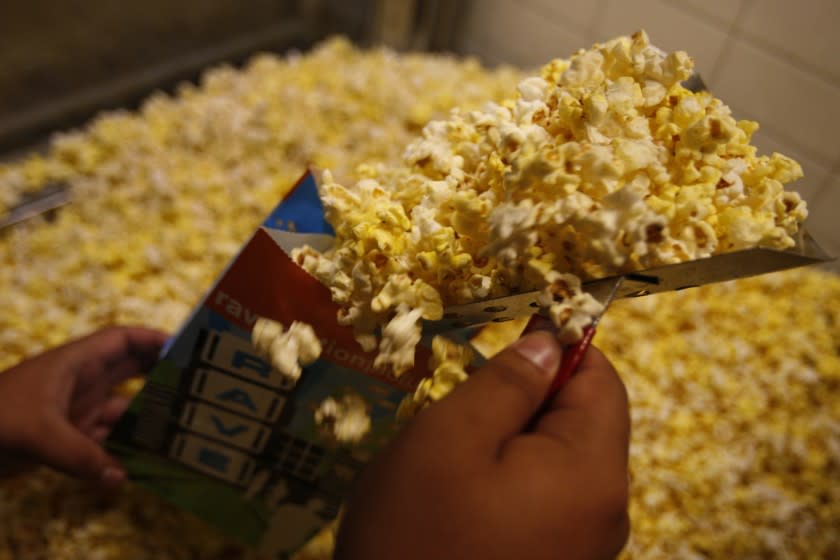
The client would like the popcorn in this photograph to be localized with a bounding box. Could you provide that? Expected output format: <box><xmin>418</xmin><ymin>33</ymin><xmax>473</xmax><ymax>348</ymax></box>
<box><xmin>314</xmin><ymin>393</ymin><xmax>372</xmax><ymax>444</ymax></box>
<box><xmin>0</xmin><ymin>469</ymin><xmax>262</xmax><ymax>560</ymax></box>
<box><xmin>536</xmin><ymin>272</ymin><xmax>605</xmax><ymax>344</ymax></box>
<box><xmin>0</xmin><ymin>37</ymin><xmax>520</xmax><ymax>557</ymax></box>
<box><xmin>397</xmin><ymin>335</ymin><xmax>474</xmax><ymax>419</ymax></box>
<box><xmin>373</xmin><ymin>305</ymin><xmax>425</xmax><ymax>375</ymax></box>
<box><xmin>0</xmin><ymin>33</ymin><xmax>835</xmax><ymax>560</ymax></box>
<box><xmin>603</xmin><ymin>268</ymin><xmax>840</xmax><ymax>559</ymax></box>
<box><xmin>299</xmin><ymin>30</ymin><xmax>807</xmax><ymax>376</ymax></box>
<box><xmin>252</xmin><ymin>317</ymin><xmax>322</xmax><ymax>383</ymax></box>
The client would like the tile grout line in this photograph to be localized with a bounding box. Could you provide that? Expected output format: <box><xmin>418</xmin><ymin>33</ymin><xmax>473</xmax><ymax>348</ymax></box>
<box><xmin>706</xmin><ymin>0</ymin><xmax>752</xmax><ymax>87</ymax></box>
<box><xmin>728</xmin><ymin>27</ymin><xmax>840</xmax><ymax>92</ymax></box>
<box><xmin>667</xmin><ymin>0</ymin><xmax>840</xmax><ymax>90</ymax></box>
<box><xmin>660</xmin><ymin>0</ymin><xmax>739</xmax><ymax>31</ymax></box>
<box><xmin>812</xmin><ymin>159</ymin><xmax>840</xmax><ymax>200</ymax></box>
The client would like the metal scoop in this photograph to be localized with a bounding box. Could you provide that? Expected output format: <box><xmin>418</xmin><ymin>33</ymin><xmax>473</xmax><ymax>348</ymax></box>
<box><xmin>0</xmin><ymin>181</ymin><xmax>70</xmax><ymax>232</ymax></box>
<box><xmin>425</xmin><ymin>227</ymin><xmax>833</xmax><ymax>335</ymax></box>
<box><xmin>424</xmin><ymin>227</ymin><xmax>832</xmax><ymax>403</ymax></box>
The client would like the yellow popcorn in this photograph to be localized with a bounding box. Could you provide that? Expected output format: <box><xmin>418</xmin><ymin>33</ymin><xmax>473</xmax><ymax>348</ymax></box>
<box><xmin>1</xmin><ymin>33</ymin><xmax>836</xmax><ymax>560</ymax></box>
<box><xmin>0</xmin><ymin>469</ymin><xmax>263</xmax><ymax>559</ymax></box>
<box><xmin>252</xmin><ymin>317</ymin><xmax>322</xmax><ymax>383</ymax></box>
<box><xmin>298</xmin><ymin>31</ymin><xmax>807</xmax><ymax>377</ymax></box>
<box><xmin>0</xmin><ymin>37</ymin><xmax>520</xmax><ymax>557</ymax></box>
<box><xmin>604</xmin><ymin>268</ymin><xmax>840</xmax><ymax>559</ymax></box>
<box><xmin>314</xmin><ymin>393</ymin><xmax>372</xmax><ymax>444</ymax></box>
<box><xmin>398</xmin><ymin>335</ymin><xmax>474</xmax><ymax>419</ymax></box>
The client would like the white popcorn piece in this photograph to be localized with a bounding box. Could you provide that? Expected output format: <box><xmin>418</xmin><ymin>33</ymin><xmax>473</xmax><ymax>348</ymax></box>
<box><xmin>314</xmin><ymin>393</ymin><xmax>372</xmax><ymax>444</ymax></box>
<box><xmin>535</xmin><ymin>271</ymin><xmax>605</xmax><ymax>344</ymax></box>
<box><xmin>373</xmin><ymin>305</ymin><xmax>424</xmax><ymax>376</ymax></box>
<box><xmin>251</xmin><ymin>317</ymin><xmax>322</xmax><ymax>384</ymax></box>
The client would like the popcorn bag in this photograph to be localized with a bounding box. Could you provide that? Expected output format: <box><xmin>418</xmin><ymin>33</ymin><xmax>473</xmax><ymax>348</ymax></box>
<box><xmin>107</xmin><ymin>170</ymin><xmax>432</xmax><ymax>557</ymax></box>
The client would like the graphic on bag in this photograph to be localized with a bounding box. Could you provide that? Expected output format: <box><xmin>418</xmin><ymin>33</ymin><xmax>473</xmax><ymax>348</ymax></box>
<box><xmin>107</xmin><ymin>170</ymin><xmax>431</xmax><ymax>557</ymax></box>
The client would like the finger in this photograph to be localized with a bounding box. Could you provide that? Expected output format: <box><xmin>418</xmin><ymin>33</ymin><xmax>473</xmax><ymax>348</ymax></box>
<box><xmin>74</xmin><ymin>406</ymin><xmax>103</xmax><ymax>435</ymax></box>
<box><xmin>90</xmin><ymin>425</ymin><xmax>112</xmax><ymax>443</ymax></box>
<box><xmin>37</xmin><ymin>416</ymin><xmax>126</xmax><ymax>487</ymax></box>
<box><xmin>106</xmin><ymin>328</ymin><xmax>169</xmax><ymax>383</ymax></box>
<box><xmin>533</xmin><ymin>346</ymin><xmax>630</xmax><ymax>463</ymax></box>
<box><xmin>100</xmin><ymin>395</ymin><xmax>131</xmax><ymax>425</ymax></box>
<box><xmin>75</xmin><ymin>395</ymin><xmax>132</xmax><ymax>436</ymax></box>
<box><xmin>101</xmin><ymin>326</ymin><xmax>168</xmax><ymax>369</ymax></box>
<box><xmin>423</xmin><ymin>331</ymin><xmax>562</xmax><ymax>456</ymax></box>
<box><xmin>71</xmin><ymin>326</ymin><xmax>167</xmax><ymax>360</ymax></box>
<box><xmin>76</xmin><ymin>327</ymin><xmax>168</xmax><ymax>386</ymax></box>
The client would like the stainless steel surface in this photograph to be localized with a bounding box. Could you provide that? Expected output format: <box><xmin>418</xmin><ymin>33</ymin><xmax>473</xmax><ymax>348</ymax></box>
<box><xmin>0</xmin><ymin>182</ymin><xmax>70</xmax><ymax>231</ymax></box>
<box><xmin>682</xmin><ymin>73</ymin><xmax>708</xmax><ymax>92</ymax></box>
<box><xmin>425</xmin><ymin>228</ymin><xmax>833</xmax><ymax>334</ymax></box>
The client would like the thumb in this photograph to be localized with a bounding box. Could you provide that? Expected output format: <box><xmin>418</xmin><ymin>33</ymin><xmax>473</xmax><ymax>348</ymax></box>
<box><xmin>428</xmin><ymin>331</ymin><xmax>562</xmax><ymax>457</ymax></box>
<box><xmin>38</xmin><ymin>416</ymin><xmax>126</xmax><ymax>487</ymax></box>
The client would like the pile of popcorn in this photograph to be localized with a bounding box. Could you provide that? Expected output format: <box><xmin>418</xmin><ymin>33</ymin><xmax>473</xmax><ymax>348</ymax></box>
<box><xmin>0</xmin><ymin>37</ymin><xmax>520</xmax><ymax>559</ymax></box>
<box><xmin>606</xmin><ymin>269</ymin><xmax>840</xmax><ymax>558</ymax></box>
<box><xmin>294</xmin><ymin>31</ymin><xmax>807</xmax><ymax>385</ymax></box>
<box><xmin>0</xmin><ymin>37</ymin><xmax>520</xmax><ymax>370</ymax></box>
<box><xmin>0</xmin><ymin>35</ymin><xmax>837</xmax><ymax>560</ymax></box>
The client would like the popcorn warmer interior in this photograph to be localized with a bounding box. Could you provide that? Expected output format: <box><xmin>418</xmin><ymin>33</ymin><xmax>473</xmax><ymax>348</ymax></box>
<box><xmin>0</xmin><ymin>36</ymin><xmax>838</xmax><ymax>560</ymax></box>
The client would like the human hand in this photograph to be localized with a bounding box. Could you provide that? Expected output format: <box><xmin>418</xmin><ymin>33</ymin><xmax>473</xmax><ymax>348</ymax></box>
<box><xmin>336</xmin><ymin>331</ymin><xmax>630</xmax><ymax>560</ymax></box>
<box><xmin>0</xmin><ymin>326</ymin><xmax>167</xmax><ymax>487</ymax></box>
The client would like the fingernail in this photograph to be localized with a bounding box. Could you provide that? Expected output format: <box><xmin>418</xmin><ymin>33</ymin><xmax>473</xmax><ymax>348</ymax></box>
<box><xmin>101</xmin><ymin>467</ymin><xmax>125</xmax><ymax>486</ymax></box>
<box><xmin>512</xmin><ymin>331</ymin><xmax>562</xmax><ymax>376</ymax></box>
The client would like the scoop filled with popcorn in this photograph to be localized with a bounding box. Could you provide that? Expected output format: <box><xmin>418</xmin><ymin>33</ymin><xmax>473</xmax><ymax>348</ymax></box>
<box><xmin>292</xmin><ymin>31</ymin><xmax>812</xmax><ymax>388</ymax></box>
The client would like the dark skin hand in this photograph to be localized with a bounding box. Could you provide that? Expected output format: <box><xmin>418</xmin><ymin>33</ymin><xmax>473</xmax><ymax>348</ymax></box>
<box><xmin>336</xmin><ymin>331</ymin><xmax>631</xmax><ymax>560</ymax></box>
<box><xmin>0</xmin><ymin>326</ymin><xmax>167</xmax><ymax>487</ymax></box>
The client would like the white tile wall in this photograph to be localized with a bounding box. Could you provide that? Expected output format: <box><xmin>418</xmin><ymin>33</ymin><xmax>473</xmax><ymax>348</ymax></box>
<box><xmin>809</xmin><ymin>174</ymin><xmax>840</xmax><ymax>272</ymax></box>
<box><xmin>453</xmin><ymin>0</ymin><xmax>840</xmax><ymax>273</ymax></box>
<box><xmin>738</xmin><ymin>0</ymin><xmax>840</xmax><ymax>83</ymax></box>
<box><xmin>665</xmin><ymin>0</ymin><xmax>743</xmax><ymax>27</ymax></box>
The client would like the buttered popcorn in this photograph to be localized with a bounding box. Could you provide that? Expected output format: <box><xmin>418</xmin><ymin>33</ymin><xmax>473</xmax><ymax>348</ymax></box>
<box><xmin>1</xmin><ymin>34</ymin><xmax>837</xmax><ymax>560</ymax></box>
<box><xmin>0</xmin><ymin>38</ymin><xmax>521</xmax><ymax>558</ymax></box>
<box><xmin>252</xmin><ymin>317</ymin><xmax>322</xmax><ymax>383</ymax></box>
<box><xmin>397</xmin><ymin>335</ymin><xmax>474</xmax><ymax>419</ymax></box>
<box><xmin>296</xmin><ymin>31</ymin><xmax>807</xmax><ymax>375</ymax></box>
<box><xmin>0</xmin><ymin>37</ymin><xmax>520</xmax><ymax>372</ymax></box>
